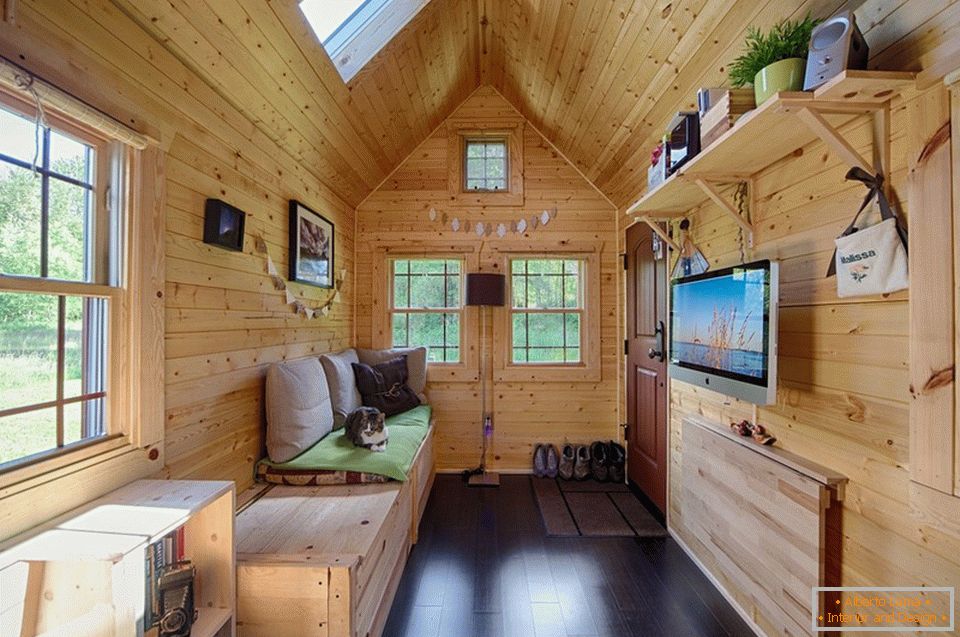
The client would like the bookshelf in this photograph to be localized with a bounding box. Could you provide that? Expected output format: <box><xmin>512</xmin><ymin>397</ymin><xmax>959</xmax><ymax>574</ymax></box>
<box><xmin>0</xmin><ymin>480</ymin><xmax>235</xmax><ymax>637</ymax></box>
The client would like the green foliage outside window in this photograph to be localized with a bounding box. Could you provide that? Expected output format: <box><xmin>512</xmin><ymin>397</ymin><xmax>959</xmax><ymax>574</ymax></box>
<box><xmin>0</xmin><ymin>105</ymin><xmax>99</xmax><ymax>465</ymax></box>
<box><xmin>392</xmin><ymin>259</ymin><xmax>462</xmax><ymax>363</ymax></box>
<box><xmin>511</xmin><ymin>259</ymin><xmax>583</xmax><ymax>364</ymax></box>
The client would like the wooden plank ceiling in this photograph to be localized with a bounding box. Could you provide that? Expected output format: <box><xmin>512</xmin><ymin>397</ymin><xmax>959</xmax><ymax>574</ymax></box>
<box><xmin>113</xmin><ymin>0</ymin><xmax>914</xmax><ymax>209</ymax></box>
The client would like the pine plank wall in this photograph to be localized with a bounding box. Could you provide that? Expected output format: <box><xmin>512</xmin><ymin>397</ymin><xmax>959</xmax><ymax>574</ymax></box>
<box><xmin>3</xmin><ymin>3</ymin><xmax>960</xmax><ymax>632</ymax></box>
<box><xmin>0</xmin><ymin>1</ymin><xmax>356</xmax><ymax>500</ymax></box>
<box><xmin>356</xmin><ymin>87</ymin><xmax>620</xmax><ymax>472</ymax></box>
<box><xmin>611</xmin><ymin>3</ymin><xmax>960</xmax><ymax>632</ymax></box>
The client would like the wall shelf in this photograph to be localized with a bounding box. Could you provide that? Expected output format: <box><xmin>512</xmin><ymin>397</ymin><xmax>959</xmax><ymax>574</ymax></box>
<box><xmin>625</xmin><ymin>70</ymin><xmax>916</xmax><ymax>218</ymax></box>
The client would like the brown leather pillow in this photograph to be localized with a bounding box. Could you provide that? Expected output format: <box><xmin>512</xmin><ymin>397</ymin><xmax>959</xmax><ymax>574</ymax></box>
<box><xmin>351</xmin><ymin>355</ymin><xmax>421</xmax><ymax>417</ymax></box>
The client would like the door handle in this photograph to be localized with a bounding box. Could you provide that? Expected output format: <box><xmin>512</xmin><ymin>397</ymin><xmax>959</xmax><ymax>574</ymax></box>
<box><xmin>648</xmin><ymin>320</ymin><xmax>666</xmax><ymax>362</ymax></box>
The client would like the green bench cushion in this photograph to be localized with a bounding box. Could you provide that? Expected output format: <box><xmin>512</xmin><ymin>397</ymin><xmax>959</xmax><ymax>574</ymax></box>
<box><xmin>256</xmin><ymin>405</ymin><xmax>432</xmax><ymax>483</ymax></box>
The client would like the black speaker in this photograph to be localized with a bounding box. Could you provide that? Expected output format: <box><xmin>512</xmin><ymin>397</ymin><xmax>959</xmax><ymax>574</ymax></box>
<box><xmin>803</xmin><ymin>11</ymin><xmax>869</xmax><ymax>91</ymax></box>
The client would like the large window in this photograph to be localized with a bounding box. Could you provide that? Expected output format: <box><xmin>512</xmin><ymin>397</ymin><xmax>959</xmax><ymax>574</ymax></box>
<box><xmin>464</xmin><ymin>138</ymin><xmax>507</xmax><ymax>192</ymax></box>
<box><xmin>0</xmin><ymin>98</ymin><xmax>113</xmax><ymax>468</ymax></box>
<box><xmin>391</xmin><ymin>258</ymin><xmax>462</xmax><ymax>363</ymax></box>
<box><xmin>510</xmin><ymin>258</ymin><xmax>584</xmax><ymax>364</ymax></box>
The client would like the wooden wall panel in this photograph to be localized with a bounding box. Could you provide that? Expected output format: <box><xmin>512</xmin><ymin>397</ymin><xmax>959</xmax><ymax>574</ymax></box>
<box><xmin>648</xmin><ymin>7</ymin><xmax>960</xmax><ymax>630</ymax></box>
<box><xmin>0</xmin><ymin>1</ymin><xmax>355</xmax><ymax>497</ymax></box>
<box><xmin>356</xmin><ymin>86</ymin><xmax>618</xmax><ymax>472</ymax></box>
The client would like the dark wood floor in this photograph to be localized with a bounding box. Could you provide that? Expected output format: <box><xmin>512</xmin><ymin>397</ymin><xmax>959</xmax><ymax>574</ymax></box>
<box><xmin>383</xmin><ymin>475</ymin><xmax>753</xmax><ymax>637</ymax></box>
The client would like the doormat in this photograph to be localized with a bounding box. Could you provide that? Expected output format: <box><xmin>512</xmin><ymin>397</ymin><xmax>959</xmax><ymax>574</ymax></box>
<box><xmin>530</xmin><ymin>478</ymin><xmax>667</xmax><ymax>538</ymax></box>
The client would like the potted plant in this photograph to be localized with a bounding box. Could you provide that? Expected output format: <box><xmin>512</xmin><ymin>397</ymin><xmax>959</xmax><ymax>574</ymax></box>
<box><xmin>729</xmin><ymin>14</ymin><xmax>820</xmax><ymax>105</ymax></box>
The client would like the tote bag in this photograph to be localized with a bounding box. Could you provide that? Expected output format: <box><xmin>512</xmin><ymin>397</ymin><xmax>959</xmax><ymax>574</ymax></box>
<box><xmin>827</xmin><ymin>168</ymin><xmax>909</xmax><ymax>298</ymax></box>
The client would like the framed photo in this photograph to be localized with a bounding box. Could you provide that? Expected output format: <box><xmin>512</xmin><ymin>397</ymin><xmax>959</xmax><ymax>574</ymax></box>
<box><xmin>203</xmin><ymin>199</ymin><xmax>245</xmax><ymax>252</ymax></box>
<box><xmin>289</xmin><ymin>200</ymin><xmax>334</xmax><ymax>288</ymax></box>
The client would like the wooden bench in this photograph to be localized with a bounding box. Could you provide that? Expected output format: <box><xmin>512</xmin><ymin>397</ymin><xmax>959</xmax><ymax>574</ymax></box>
<box><xmin>235</xmin><ymin>425</ymin><xmax>434</xmax><ymax>637</ymax></box>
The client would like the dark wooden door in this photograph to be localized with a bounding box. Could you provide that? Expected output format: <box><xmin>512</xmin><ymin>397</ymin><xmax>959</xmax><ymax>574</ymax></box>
<box><xmin>625</xmin><ymin>222</ymin><xmax>668</xmax><ymax>513</ymax></box>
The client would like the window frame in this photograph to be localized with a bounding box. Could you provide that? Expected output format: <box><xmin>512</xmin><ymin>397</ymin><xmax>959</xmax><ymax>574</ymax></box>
<box><xmin>463</xmin><ymin>137</ymin><xmax>508</xmax><ymax>193</ymax></box>
<box><xmin>372</xmin><ymin>245</ymin><xmax>479</xmax><ymax>383</ymax></box>
<box><xmin>447</xmin><ymin>121</ymin><xmax>524</xmax><ymax>207</ymax></box>
<box><xmin>389</xmin><ymin>257</ymin><xmax>464</xmax><ymax>364</ymax></box>
<box><xmin>0</xmin><ymin>81</ymin><xmax>164</xmax><ymax>495</ymax></box>
<box><xmin>494</xmin><ymin>248</ymin><xmax>601</xmax><ymax>382</ymax></box>
<box><xmin>509</xmin><ymin>258</ymin><xmax>585</xmax><ymax>365</ymax></box>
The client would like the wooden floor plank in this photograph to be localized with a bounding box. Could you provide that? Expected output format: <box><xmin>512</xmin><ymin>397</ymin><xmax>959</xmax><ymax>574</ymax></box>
<box><xmin>383</xmin><ymin>475</ymin><xmax>752</xmax><ymax>636</ymax></box>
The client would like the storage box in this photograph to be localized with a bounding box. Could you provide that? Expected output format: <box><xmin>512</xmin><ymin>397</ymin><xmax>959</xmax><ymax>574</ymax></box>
<box><xmin>647</xmin><ymin>150</ymin><xmax>669</xmax><ymax>191</ymax></box>
<box><xmin>700</xmin><ymin>89</ymin><xmax>755</xmax><ymax>149</ymax></box>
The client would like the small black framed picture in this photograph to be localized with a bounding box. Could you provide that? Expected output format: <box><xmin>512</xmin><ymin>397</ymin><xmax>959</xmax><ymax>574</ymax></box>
<box><xmin>289</xmin><ymin>200</ymin><xmax>334</xmax><ymax>288</ymax></box>
<box><xmin>203</xmin><ymin>199</ymin><xmax>246</xmax><ymax>252</ymax></box>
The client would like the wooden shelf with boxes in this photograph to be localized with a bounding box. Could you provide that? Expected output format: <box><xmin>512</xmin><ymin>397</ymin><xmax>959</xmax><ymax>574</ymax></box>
<box><xmin>0</xmin><ymin>480</ymin><xmax>235</xmax><ymax>637</ymax></box>
<box><xmin>624</xmin><ymin>70</ymin><xmax>916</xmax><ymax>237</ymax></box>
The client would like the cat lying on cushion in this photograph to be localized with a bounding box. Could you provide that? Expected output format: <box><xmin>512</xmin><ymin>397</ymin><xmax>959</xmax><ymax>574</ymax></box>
<box><xmin>344</xmin><ymin>406</ymin><xmax>388</xmax><ymax>452</ymax></box>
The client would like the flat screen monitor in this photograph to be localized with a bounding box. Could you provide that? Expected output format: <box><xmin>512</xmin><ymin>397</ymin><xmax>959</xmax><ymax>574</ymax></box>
<box><xmin>669</xmin><ymin>260</ymin><xmax>778</xmax><ymax>405</ymax></box>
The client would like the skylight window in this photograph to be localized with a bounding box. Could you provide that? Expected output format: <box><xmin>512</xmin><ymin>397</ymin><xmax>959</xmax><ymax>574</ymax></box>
<box><xmin>300</xmin><ymin>0</ymin><xmax>430</xmax><ymax>83</ymax></box>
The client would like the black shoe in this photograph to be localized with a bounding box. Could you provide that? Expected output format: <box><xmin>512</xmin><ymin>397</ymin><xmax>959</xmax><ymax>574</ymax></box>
<box><xmin>608</xmin><ymin>441</ymin><xmax>626</xmax><ymax>483</ymax></box>
<box><xmin>573</xmin><ymin>445</ymin><xmax>591</xmax><ymax>480</ymax></box>
<box><xmin>559</xmin><ymin>444</ymin><xmax>576</xmax><ymax>480</ymax></box>
<box><xmin>590</xmin><ymin>441</ymin><xmax>609</xmax><ymax>481</ymax></box>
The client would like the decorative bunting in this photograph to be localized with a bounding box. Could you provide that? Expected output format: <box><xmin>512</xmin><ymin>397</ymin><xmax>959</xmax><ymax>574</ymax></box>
<box><xmin>253</xmin><ymin>234</ymin><xmax>346</xmax><ymax>321</ymax></box>
<box><xmin>423</xmin><ymin>206</ymin><xmax>558</xmax><ymax>239</ymax></box>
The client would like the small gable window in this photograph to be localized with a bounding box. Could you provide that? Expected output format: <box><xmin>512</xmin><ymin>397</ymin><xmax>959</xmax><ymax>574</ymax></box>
<box><xmin>464</xmin><ymin>138</ymin><xmax>508</xmax><ymax>192</ymax></box>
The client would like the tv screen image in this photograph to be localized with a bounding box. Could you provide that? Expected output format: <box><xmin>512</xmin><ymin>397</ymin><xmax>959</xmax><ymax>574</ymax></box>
<box><xmin>669</xmin><ymin>260</ymin><xmax>778</xmax><ymax>405</ymax></box>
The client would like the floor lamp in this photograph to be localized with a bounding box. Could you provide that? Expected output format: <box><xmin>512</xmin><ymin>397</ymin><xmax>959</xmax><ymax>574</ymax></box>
<box><xmin>465</xmin><ymin>272</ymin><xmax>505</xmax><ymax>487</ymax></box>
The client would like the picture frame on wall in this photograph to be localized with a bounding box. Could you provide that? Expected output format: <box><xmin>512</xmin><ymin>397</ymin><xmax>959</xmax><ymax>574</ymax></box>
<box><xmin>289</xmin><ymin>200</ymin><xmax>334</xmax><ymax>288</ymax></box>
<box><xmin>203</xmin><ymin>199</ymin><xmax>246</xmax><ymax>252</ymax></box>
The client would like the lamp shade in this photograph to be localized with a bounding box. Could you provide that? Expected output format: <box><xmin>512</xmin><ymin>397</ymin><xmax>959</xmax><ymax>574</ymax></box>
<box><xmin>465</xmin><ymin>273</ymin><xmax>505</xmax><ymax>307</ymax></box>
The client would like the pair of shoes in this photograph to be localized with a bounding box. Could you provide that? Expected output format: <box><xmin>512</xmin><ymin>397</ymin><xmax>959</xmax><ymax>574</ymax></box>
<box><xmin>608</xmin><ymin>441</ymin><xmax>626</xmax><ymax>483</ymax></box>
<box><xmin>533</xmin><ymin>444</ymin><xmax>559</xmax><ymax>478</ymax></box>
<box><xmin>558</xmin><ymin>444</ymin><xmax>596</xmax><ymax>480</ymax></box>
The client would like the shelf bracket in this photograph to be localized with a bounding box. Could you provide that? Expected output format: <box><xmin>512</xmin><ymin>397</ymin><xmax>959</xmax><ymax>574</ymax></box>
<box><xmin>795</xmin><ymin>107</ymin><xmax>873</xmax><ymax>174</ymax></box>
<box><xmin>694</xmin><ymin>178</ymin><xmax>754</xmax><ymax>237</ymax></box>
<box><xmin>636</xmin><ymin>215</ymin><xmax>681</xmax><ymax>252</ymax></box>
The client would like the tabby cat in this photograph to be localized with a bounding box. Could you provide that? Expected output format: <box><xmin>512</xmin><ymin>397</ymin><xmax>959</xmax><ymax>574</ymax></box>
<box><xmin>344</xmin><ymin>407</ymin><xmax>388</xmax><ymax>452</ymax></box>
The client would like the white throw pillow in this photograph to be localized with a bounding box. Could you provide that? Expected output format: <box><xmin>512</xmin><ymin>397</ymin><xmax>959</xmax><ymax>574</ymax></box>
<box><xmin>265</xmin><ymin>358</ymin><xmax>333</xmax><ymax>463</ymax></box>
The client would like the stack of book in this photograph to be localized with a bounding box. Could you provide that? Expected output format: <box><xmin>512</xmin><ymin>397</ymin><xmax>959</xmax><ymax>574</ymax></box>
<box><xmin>144</xmin><ymin>526</ymin><xmax>186</xmax><ymax>635</ymax></box>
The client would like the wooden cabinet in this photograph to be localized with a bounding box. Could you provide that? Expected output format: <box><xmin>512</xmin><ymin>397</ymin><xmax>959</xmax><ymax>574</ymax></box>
<box><xmin>0</xmin><ymin>480</ymin><xmax>235</xmax><ymax>637</ymax></box>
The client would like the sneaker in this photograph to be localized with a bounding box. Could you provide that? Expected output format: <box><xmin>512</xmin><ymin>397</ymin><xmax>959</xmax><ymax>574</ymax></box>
<box><xmin>533</xmin><ymin>443</ymin><xmax>547</xmax><ymax>478</ymax></box>
<box><xmin>608</xmin><ymin>441</ymin><xmax>626</xmax><ymax>483</ymax></box>
<box><xmin>590</xmin><ymin>441</ymin><xmax>609</xmax><ymax>482</ymax></box>
<box><xmin>573</xmin><ymin>445</ymin><xmax>591</xmax><ymax>481</ymax></box>
<box><xmin>558</xmin><ymin>444</ymin><xmax>576</xmax><ymax>480</ymax></box>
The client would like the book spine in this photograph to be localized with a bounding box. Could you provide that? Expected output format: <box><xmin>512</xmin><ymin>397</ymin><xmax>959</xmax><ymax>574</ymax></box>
<box><xmin>176</xmin><ymin>526</ymin><xmax>185</xmax><ymax>561</ymax></box>
<box><xmin>144</xmin><ymin>543</ymin><xmax>156</xmax><ymax>628</ymax></box>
